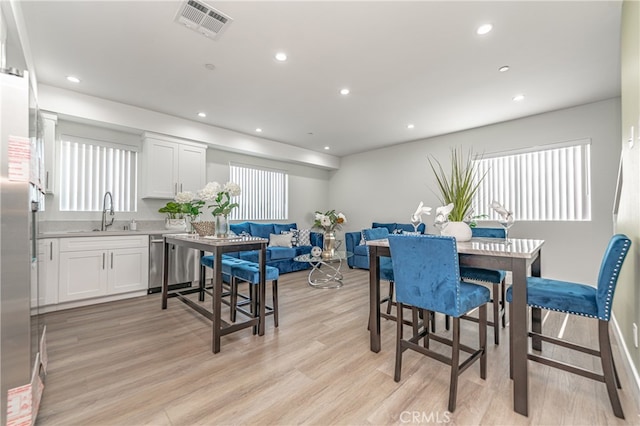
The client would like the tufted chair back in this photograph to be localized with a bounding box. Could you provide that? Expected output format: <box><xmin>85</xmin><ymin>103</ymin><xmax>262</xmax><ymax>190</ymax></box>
<box><xmin>596</xmin><ymin>234</ymin><xmax>632</xmax><ymax>321</ymax></box>
<box><xmin>388</xmin><ymin>234</ymin><xmax>465</xmax><ymax>317</ymax></box>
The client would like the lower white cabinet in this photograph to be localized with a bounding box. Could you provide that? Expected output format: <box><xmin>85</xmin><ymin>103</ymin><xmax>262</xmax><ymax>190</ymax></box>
<box><xmin>33</xmin><ymin>239</ymin><xmax>59</xmax><ymax>308</ymax></box>
<box><xmin>58</xmin><ymin>236</ymin><xmax>148</xmax><ymax>303</ymax></box>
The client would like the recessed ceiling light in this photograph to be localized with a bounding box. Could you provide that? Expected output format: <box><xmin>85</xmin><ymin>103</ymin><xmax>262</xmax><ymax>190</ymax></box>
<box><xmin>324</xmin><ymin>146</ymin><xmax>330</xmax><ymax>150</ymax></box>
<box><xmin>498</xmin><ymin>65</ymin><xmax>510</xmax><ymax>72</ymax></box>
<box><xmin>204</xmin><ymin>63</ymin><xmax>215</xmax><ymax>71</ymax></box>
<box><xmin>256</xmin><ymin>128</ymin><xmax>263</xmax><ymax>133</ymax></box>
<box><xmin>66</xmin><ymin>76</ymin><xmax>80</xmax><ymax>83</ymax></box>
<box><xmin>476</xmin><ymin>24</ymin><xmax>493</xmax><ymax>35</ymax></box>
<box><xmin>340</xmin><ymin>88</ymin><xmax>350</xmax><ymax>95</ymax></box>
<box><xmin>275</xmin><ymin>52</ymin><xmax>287</xmax><ymax>62</ymax></box>
<box><xmin>197</xmin><ymin>112</ymin><xmax>206</xmax><ymax>118</ymax></box>
<box><xmin>407</xmin><ymin>124</ymin><xmax>415</xmax><ymax>129</ymax></box>
<box><xmin>513</xmin><ymin>94</ymin><xmax>525</xmax><ymax>101</ymax></box>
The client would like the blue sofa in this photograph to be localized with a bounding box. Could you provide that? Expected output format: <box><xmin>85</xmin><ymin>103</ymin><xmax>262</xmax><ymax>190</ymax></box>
<box><xmin>225</xmin><ymin>222</ymin><xmax>323</xmax><ymax>274</ymax></box>
<box><xmin>345</xmin><ymin>222</ymin><xmax>426</xmax><ymax>269</ymax></box>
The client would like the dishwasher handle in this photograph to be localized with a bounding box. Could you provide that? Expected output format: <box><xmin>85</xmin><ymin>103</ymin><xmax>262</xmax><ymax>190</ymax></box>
<box><xmin>150</xmin><ymin>239</ymin><xmax>164</xmax><ymax>244</ymax></box>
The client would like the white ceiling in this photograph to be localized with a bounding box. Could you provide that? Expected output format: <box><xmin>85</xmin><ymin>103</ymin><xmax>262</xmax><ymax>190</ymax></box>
<box><xmin>19</xmin><ymin>0</ymin><xmax>622</xmax><ymax>157</ymax></box>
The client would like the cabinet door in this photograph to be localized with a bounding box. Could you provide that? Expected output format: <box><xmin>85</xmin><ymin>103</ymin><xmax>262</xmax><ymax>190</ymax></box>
<box><xmin>42</xmin><ymin>113</ymin><xmax>57</xmax><ymax>194</ymax></box>
<box><xmin>59</xmin><ymin>250</ymin><xmax>108</xmax><ymax>302</ymax></box>
<box><xmin>178</xmin><ymin>144</ymin><xmax>206</xmax><ymax>193</ymax></box>
<box><xmin>144</xmin><ymin>139</ymin><xmax>179</xmax><ymax>198</ymax></box>
<box><xmin>108</xmin><ymin>247</ymin><xmax>149</xmax><ymax>294</ymax></box>
<box><xmin>36</xmin><ymin>239</ymin><xmax>59</xmax><ymax>307</ymax></box>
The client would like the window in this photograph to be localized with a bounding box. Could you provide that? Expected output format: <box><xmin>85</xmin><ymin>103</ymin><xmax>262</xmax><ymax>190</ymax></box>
<box><xmin>59</xmin><ymin>136</ymin><xmax>138</xmax><ymax>212</ymax></box>
<box><xmin>472</xmin><ymin>141</ymin><xmax>591</xmax><ymax>221</ymax></box>
<box><xmin>229</xmin><ymin>164</ymin><xmax>288</xmax><ymax>220</ymax></box>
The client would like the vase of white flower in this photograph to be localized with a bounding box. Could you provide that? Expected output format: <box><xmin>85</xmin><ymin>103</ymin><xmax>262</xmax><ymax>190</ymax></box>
<box><xmin>322</xmin><ymin>231</ymin><xmax>337</xmax><ymax>260</ymax></box>
<box><xmin>313</xmin><ymin>209</ymin><xmax>347</xmax><ymax>259</ymax></box>
<box><xmin>215</xmin><ymin>214</ymin><xmax>229</xmax><ymax>238</ymax></box>
<box><xmin>198</xmin><ymin>181</ymin><xmax>241</xmax><ymax>238</ymax></box>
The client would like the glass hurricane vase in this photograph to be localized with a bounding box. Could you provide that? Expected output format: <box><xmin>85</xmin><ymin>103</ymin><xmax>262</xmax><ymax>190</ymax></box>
<box><xmin>322</xmin><ymin>231</ymin><xmax>336</xmax><ymax>260</ymax></box>
<box><xmin>215</xmin><ymin>214</ymin><xmax>229</xmax><ymax>238</ymax></box>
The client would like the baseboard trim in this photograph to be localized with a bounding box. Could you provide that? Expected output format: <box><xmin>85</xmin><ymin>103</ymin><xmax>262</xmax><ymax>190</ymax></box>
<box><xmin>611</xmin><ymin>313</ymin><xmax>640</xmax><ymax>407</ymax></box>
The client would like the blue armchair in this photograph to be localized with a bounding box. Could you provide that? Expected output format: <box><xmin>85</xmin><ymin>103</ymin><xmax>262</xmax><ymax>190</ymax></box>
<box><xmin>345</xmin><ymin>222</ymin><xmax>426</xmax><ymax>269</ymax></box>
<box><xmin>506</xmin><ymin>234</ymin><xmax>631</xmax><ymax>419</ymax></box>
<box><xmin>388</xmin><ymin>234</ymin><xmax>490</xmax><ymax>412</ymax></box>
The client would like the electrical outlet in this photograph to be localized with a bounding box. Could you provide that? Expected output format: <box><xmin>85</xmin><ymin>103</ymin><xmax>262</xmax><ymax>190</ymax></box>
<box><xmin>634</xmin><ymin>323</ymin><xmax>638</xmax><ymax>349</ymax></box>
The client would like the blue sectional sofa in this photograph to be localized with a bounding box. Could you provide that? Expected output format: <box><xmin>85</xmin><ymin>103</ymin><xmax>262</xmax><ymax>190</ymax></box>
<box><xmin>225</xmin><ymin>222</ymin><xmax>323</xmax><ymax>274</ymax></box>
<box><xmin>345</xmin><ymin>222</ymin><xmax>426</xmax><ymax>269</ymax></box>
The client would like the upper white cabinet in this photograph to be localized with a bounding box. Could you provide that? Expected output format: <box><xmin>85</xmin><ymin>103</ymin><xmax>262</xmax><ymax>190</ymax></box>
<box><xmin>141</xmin><ymin>132</ymin><xmax>207</xmax><ymax>199</ymax></box>
<box><xmin>41</xmin><ymin>112</ymin><xmax>57</xmax><ymax>194</ymax></box>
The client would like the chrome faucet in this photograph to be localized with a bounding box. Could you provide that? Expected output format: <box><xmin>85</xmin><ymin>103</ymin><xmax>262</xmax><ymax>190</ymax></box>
<box><xmin>101</xmin><ymin>191</ymin><xmax>115</xmax><ymax>231</ymax></box>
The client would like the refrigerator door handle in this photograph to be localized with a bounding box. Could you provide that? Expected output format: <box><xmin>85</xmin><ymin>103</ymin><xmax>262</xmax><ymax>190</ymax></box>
<box><xmin>102</xmin><ymin>253</ymin><xmax>106</xmax><ymax>269</ymax></box>
<box><xmin>49</xmin><ymin>242</ymin><xmax>53</xmax><ymax>260</ymax></box>
<box><xmin>111</xmin><ymin>252</ymin><xmax>114</xmax><ymax>269</ymax></box>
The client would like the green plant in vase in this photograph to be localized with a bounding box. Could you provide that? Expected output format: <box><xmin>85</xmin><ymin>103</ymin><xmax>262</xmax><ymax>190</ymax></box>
<box><xmin>428</xmin><ymin>147</ymin><xmax>485</xmax><ymax>240</ymax></box>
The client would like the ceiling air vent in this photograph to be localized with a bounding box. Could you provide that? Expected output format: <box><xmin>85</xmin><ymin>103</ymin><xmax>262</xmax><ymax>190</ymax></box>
<box><xmin>174</xmin><ymin>0</ymin><xmax>233</xmax><ymax>40</ymax></box>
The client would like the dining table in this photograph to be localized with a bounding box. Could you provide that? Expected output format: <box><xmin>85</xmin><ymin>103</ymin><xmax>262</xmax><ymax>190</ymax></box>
<box><xmin>367</xmin><ymin>236</ymin><xmax>544</xmax><ymax>417</ymax></box>
<box><xmin>161</xmin><ymin>233</ymin><xmax>268</xmax><ymax>353</ymax></box>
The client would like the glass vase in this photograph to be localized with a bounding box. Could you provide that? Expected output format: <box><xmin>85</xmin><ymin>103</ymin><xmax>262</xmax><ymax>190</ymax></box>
<box><xmin>322</xmin><ymin>231</ymin><xmax>336</xmax><ymax>260</ymax></box>
<box><xmin>215</xmin><ymin>214</ymin><xmax>229</xmax><ymax>238</ymax></box>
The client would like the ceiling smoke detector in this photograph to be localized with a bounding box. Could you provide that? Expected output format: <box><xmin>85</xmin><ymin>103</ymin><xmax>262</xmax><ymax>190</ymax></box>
<box><xmin>175</xmin><ymin>0</ymin><xmax>233</xmax><ymax>40</ymax></box>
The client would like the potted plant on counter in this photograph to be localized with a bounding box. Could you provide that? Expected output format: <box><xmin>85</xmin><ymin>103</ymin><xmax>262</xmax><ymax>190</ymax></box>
<box><xmin>428</xmin><ymin>147</ymin><xmax>485</xmax><ymax>241</ymax></box>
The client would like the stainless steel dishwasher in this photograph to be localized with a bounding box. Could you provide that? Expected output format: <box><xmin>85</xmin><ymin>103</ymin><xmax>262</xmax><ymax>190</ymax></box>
<box><xmin>148</xmin><ymin>234</ymin><xmax>196</xmax><ymax>294</ymax></box>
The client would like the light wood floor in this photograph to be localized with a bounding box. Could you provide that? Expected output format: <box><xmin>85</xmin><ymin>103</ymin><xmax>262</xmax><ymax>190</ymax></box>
<box><xmin>36</xmin><ymin>267</ymin><xmax>640</xmax><ymax>425</ymax></box>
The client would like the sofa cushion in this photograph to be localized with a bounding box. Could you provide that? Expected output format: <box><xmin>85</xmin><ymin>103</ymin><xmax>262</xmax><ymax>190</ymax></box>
<box><xmin>269</xmin><ymin>233</ymin><xmax>293</xmax><ymax>248</ymax></box>
<box><xmin>363</xmin><ymin>227</ymin><xmax>390</xmax><ymax>241</ymax></box>
<box><xmin>274</xmin><ymin>223</ymin><xmax>297</xmax><ymax>234</ymax></box>
<box><xmin>230</xmin><ymin>222</ymin><xmax>251</xmax><ymax>236</ymax></box>
<box><xmin>371</xmin><ymin>222</ymin><xmax>396</xmax><ymax>233</ymax></box>
<box><xmin>297</xmin><ymin>228</ymin><xmax>312</xmax><ymax>246</ymax></box>
<box><xmin>354</xmin><ymin>245</ymin><xmax>369</xmax><ymax>256</ymax></box>
<box><xmin>239</xmin><ymin>250</ymin><xmax>261</xmax><ymax>263</ymax></box>
<box><xmin>250</xmin><ymin>223</ymin><xmax>275</xmax><ymax>239</ymax></box>
<box><xmin>269</xmin><ymin>247</ymin><xmax>297</xmax><ymax>260</ymax></box>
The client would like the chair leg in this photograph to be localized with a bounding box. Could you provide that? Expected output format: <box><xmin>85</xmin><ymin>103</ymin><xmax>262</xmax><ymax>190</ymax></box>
<box><xmin>479</xmin><ymin>304</ymin><xmax>487</xmax><ymax>379</ymax></box>
<box><xmin>230</xmin><ymin>277</ymin><xmax>238</xmax><ymax>322</ymax></box>
<box><xmin>445</xmin><ymin>315</ymin><xmax>450</xmax><ymax>331</ymax></box>
<box><xmin>411</xmin><ymin>306</ymin><xmax>419</xmax><ymax>338</ymax></box>
<box><xmin>394</xmin><ymin>302</ymin><xmax>404</xmax><ymax>382</ymax></box>
<box><xmin>531</xmin><ymin>307</ymin><xmax>542</xmax><ymax>351</ymax></box>
<box><xmin>423</xmin><ymin>309</ymin><xmax>430</xmax><ymax>349</ymax></box>
<box><xmin>509</xmin><ymin>300</ymin><xmax>514</xmax><ymax>380</ymax></box>
<box><xmin>500</xmin><ymin>279</ymin><xmax>507</xmax><ymax>328</ymax></box>
<box><xmin>492</xmin><ymin>284</ymin><xmax>500</xmax><ymax>345</ymax></box>
<box><xmin>599</xmin><ymin>320</ymin><xmax>625</xmax><ymax>419</ymax></box>
<box><xmin>448</xmin><ymin>317</ymin><xmax>461</xmax><ymax>413</ymax></box>
<box><xmin>272</xmin><ymin>279</ymin><xmax>279</xmax><ymax>328</ymax></box>
<box><xmin>431</xmin><ymin>312</ymin><xmax>437</xmax><ymax>332</ymax></box>
<box><xmin>386</xmin><ymin>281</ymin><xmax>394</xmax><ymax>315</ymax></box>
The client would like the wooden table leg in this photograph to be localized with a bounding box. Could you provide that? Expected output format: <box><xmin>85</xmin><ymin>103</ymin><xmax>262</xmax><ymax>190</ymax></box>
<box><xmin>512</xmin><ymin>258</ymin><xmax>529</xmax><ymax>416</ymax></box>
<box><xmin>259</xmin><ymin>244</ymin><xmax>266</xmax><ymax>336</ymax></box>
<box><xmin>161</xmin><ymin>238</ymin><xmax>169</xmax><ymax>309</ymax></box>
<box><xmin>212</xmin><ymin>248</ymin><xmax>222</xmax><ymax>353</ymax></box>
<box><xmin>369</xmin><ymin>245</ymin><xmax>381</xmax><ymax>353</ymax></box>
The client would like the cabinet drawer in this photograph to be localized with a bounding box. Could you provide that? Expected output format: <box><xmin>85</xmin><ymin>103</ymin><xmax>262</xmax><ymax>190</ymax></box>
<box><xmin>59</xmin><ymin>235</ymin><xmax>148</xmax><ymax>252</ymax></box>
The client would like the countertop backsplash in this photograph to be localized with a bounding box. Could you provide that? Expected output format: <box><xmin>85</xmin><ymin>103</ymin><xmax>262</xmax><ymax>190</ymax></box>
<box><xmin>39</xmin><ymin>220</ymin><xmax>167</xmax><ymax>234</ymax></box>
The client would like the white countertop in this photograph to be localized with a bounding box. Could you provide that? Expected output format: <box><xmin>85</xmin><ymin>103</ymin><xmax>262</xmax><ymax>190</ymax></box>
<box><xmin>38</xmin><ymin>229</ymin><xmax>186</xmax><ymax>239</ymax></box>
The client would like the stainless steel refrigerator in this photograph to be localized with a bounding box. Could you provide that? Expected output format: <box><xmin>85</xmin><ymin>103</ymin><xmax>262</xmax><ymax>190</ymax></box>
<box><xmin>0</xmin><ymin>67</ymin><xmax>43</xmax><ymax>425</ymax></box>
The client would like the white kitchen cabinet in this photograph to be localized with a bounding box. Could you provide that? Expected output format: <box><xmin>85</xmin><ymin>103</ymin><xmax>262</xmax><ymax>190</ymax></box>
<box><xmin>58</xmin><ymin>236</ymin><xmax>148</xmax><ymax>302</ymax></box>
<box><xmin>41</xmin><ymin>112</ymin><xmax>57</xmax><ymax>194</ymax></box>
<box><xmin>32</xmin><ymin>239</ymin><xmax>59</xmax><ymax>308</ymax></box>
<box><xmin>141</xmin><ymin>132</ymin><xmax>206</xmax><ymax>198</ymax></box>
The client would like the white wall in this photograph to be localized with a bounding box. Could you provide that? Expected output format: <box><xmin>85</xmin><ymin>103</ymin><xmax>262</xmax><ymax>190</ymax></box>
<box><xmin>331</xmin><ymin>98</ymin><xmax>621</xmax><ymax>284</ymax></box>
<box><xmin>41</xmin><ymin>118</ymin><xmax>331</xmax><ymax>229</ymax></box>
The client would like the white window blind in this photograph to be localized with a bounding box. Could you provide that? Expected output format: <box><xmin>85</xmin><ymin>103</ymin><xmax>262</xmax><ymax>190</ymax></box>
<box><xmin>229</xmin><ymin>164</ymin><xmax>288</xmax><ymax>221</ymax></box>
<box><xmin>472</xmin><ymin>141</ymin><xmax>591</xmax><ymax>221</ymax></box>
<box><xmin>59</xmin><ymin>138</ymin><xmax>138</xmax><ymax>212</ymax></box>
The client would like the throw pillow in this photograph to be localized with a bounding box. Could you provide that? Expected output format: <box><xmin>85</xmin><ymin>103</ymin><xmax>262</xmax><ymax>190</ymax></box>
<box><xmin>402</xmin><ymin>231</ymin><xmax>421</xmax><ymax>236</ymax></box>
<box><xmin>238</xmin><ymin>231</ymin><xmax>251</xmax><ymax>237</ymax></box>
<box><xmin>360</xmin><ymin>230</ymin><xmax>366</xmax><ymax>245</ymax></box>
<box><xmin>268</xmin><ymin>233</ymin><xmax>293</xmax><ymax>248</ymax></box>
<box><xmin>282</xmin><ymin>229</ymin><xmax>299</xmax><ymax>247</ymax></box>
<box><xmin>297</xmin><ymin>228</ymin><xmax>311</xmax><ymax>246</ymax></box>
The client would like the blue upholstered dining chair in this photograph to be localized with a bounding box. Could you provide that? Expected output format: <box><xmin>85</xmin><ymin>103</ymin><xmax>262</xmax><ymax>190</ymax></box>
<box><xmin>388</xmin><ymin>234</ymin><xmax>491</xmax><ymax>412</ymax></box>
<box><xmin>459</xmin><ymin>227</ymin><xmax>507</xmax><ymax>344</ymax></box>
<box><xmin>506</xmin><ymin>234</ymin><xmax>631</xmax><ymax>419</ymax></box>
